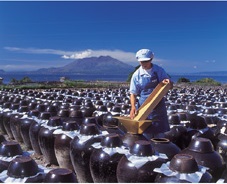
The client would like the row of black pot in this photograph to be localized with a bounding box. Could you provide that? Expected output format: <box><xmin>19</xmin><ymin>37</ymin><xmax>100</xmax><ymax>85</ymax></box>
<box><xmin>0</xmin><ymin>86</ymin><xmax>226</xmax><ymax>183</ymax></box>
<box><xmin>0</xmin><ymin>139</ymin><xmax>78</xmax><ymax>183</ymax></box>
<box><xmin>1</xmin><ymin>113</ymin><xmax>227</xmax><ymax>183</ymax></box>
<box><xmin>1</xmin><ymin>123</ymin><xmax>226</xmax><ymax>183</ymax></box>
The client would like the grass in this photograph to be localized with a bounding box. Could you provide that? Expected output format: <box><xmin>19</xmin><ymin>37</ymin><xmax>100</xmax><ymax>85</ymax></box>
<box><xmin>0</xmin><ymin>80</ymin><xmax>130</xmax><ymax>90</ymax></box>
<box><xmin>0</xmin><ymin>77</ymin><xmax>224</xmax><ymax>90</ymax></box>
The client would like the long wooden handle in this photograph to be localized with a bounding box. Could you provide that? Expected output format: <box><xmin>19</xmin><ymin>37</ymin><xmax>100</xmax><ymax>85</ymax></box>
<box><xmin>133</xmin><ymin>80</ymin><xmax>171</xmax><ymax>121</ymax></box>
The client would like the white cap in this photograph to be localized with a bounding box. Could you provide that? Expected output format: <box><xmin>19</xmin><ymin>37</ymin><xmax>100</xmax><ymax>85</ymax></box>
<box><xmin>136</xmin><ymin>49</ymin><xmax>154</xmax><ymax>62</ymax></box>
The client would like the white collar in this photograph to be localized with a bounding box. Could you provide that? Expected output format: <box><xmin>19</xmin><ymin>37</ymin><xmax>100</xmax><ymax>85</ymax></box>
<box><xmin>139</xmin><ymin>66</ymin><xmax>153</xmax><ymax>76</ymax></box>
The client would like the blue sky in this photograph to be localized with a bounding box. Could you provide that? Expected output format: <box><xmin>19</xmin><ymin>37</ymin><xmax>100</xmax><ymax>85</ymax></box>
<box><xmin>0</xmin><ymin>1</ymin><xmax>227</xmax><ymax>73</ymax></box>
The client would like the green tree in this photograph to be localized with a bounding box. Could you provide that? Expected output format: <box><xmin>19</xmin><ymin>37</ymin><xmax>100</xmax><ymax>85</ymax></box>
<box><xmin>127</xmin><ymin>65</ymin><xmax>140</xmax><ymax>82</ymax></box>
<box><xmin>195</xmin><ymin>78</ymin><xmax>221</xmax><ymax>86</ymax></box>
<box><xmin>20</xmin><ymin>76</ymin><xmax>32</xmax><ymax>83</ymax></box>
<box><xmin>10</xmin><ymin>78</ymin><xmax>18</xmax><ymax>84</ymax></box>
<box><xmin>177</xmin><ymin>77</ymin><xmax>190</xmax><ymax>83</ymax></box>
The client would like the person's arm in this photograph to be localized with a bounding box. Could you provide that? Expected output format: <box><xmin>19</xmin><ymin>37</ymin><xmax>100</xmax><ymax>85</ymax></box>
<box><xmin>130</xmin><ymin>93</ymin><xmax>137</xmax><ymax>119</ymax></box>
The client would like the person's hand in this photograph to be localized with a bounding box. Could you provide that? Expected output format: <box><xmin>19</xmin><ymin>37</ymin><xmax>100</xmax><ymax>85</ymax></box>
<box><xmin>130</xmin><ymin>107</ymin><xmax>137</xmax><ymax>119</ymax></box>
<box><xmin>162</xmin><ymin>78</ymin><xmax>173</xmax><ymax>89</ymax></box>
<box><xmin>162</xmin><ymin>78</ymin><xmax>170</xmax><ymax>84</ymax></box>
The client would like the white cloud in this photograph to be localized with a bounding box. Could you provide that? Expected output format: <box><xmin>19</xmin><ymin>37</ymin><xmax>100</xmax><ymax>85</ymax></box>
<box><xmin>1</xmin><ymin>64</ymin><xmax>42</xmax><ymax>71</ymax></box>
<box><xmin>205</xmin><ymin>60</ymin><xmax>216</xmax><ymax>63</ymax></box>
<box><xmin>62</xmin><ymin>49</ymin><xmax>93</xmax><ymax>59</ymax></box>
<box><xmin>4</xmin><ymin>47</ymin><xmax>68</xmax><ymax>55</ymax></box>
<box><xmin>4</xmin><ymin>46</ymin><xmax>164</xmax><ymax>66</ymax></box>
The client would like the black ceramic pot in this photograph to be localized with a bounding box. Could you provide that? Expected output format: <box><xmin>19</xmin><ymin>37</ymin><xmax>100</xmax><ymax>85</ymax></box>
<box><xmin>177</xmin><ymin>112</ymin><xmax>188</xmax><ymax>121</ymax></box>
<box><xmin>164</xmin><ymin>125</ymin><xmax>188</xmax><ymax>150</ymax></box>
<box><xmin>8</xmin><ymin>156</ymin><xmax>39</xmax><ymax>178</ymax></box>
<box><xmin>54</xmin><ymin>121</ymin><xmax>79</xmax><ymax>170</ymax></box>
<box><xmin>38</xmin><ymin>117</ymin><xmax>63</xmax><ymax>166</ymax></box>
<box><xmin>81</xmin><ymin>107</ymin><xmax>95</xmax><ymax>118</ymax></box>
<box><xmin>57</xmin><ymin>108</ymin><xmax>70</xmax><ymax>119</ymax></box>
<box><xmin>7</xmin><ymin>155</ymin><xmax>44</xmax><ymax>182</ymax></box>
<box><xmin>70</xmin><ymin>123</ymin><xmax>102</xmax><ymax>183</ymax></box>
<box><xmin>46</xmin><ymin>105</ymin><xmax>58</xmax><ymax>116</ymax></box>
<box><xmin>28</xmin><ymin>102</ymin><xmax>37</xmax><ymax>110</ymax></box>
<box><xmin>29</xmin><ymin>121</ymin><xmax>43</xmax><ymax>155</ymax></box>
<box><xmin>168</xmin><ymin>114</ymin><xmax>181</xmax><ymax>125</ymax></box>
<box><xmin>102</xmin><ymin>112</ymin><xmax>119</xmax><ymax>128</ymax></box>
<box><xmin>68</xmin><ymin>110</ymin><xmax>83</xmax><ymax>126</ymax></box>
<box><xmin>216</xmin><ymin>134</ymin><xmax>227</xmax><ymax>163</ymax></box>
<box><xmin>19</xmin><ymin>118</ymin><xmax>36</xmax><ymax>149</ymax></box>
<box><xmin>0</xmin><ymin>141</ymin><xmax>23</xmax><ymax>173</ymax></box>
<box><xmin>18</xmin><ymin>105</ymin><xmax>29</xmax><ymax>113</ymax></box>
<box><xmin>101</xmin><ymin>113</ymin><xmax>125</xmax><ymax>135</ymax></box>
<box><xmin>3</xmin><ymin>111</ymin><xmax>14</xmax><ymax>139</ymax></box>
<box><xmin>121</xmin><ymin>133</ymin><xmax>148</xmax><ymax>148</ymax></box>
<box><xmin>116</xmin><ymin>140</ymin><xmax>167</xmax><ymax>183</ymax></box>
<box><xmin>10</xmin><ymin>103</ymin><xmax>20</xmax><ymax>111</ymax></box>
<box><xmin>0</xmin><ymin>135</ymin><xmax>6</xmax><ymax>144</ymax></box>
<box><xmin>180</xmin><ymin>137</ymin><xmax>226</xmax><ymax>182</ymax></box>
<box><xmin>44</xmin><ymin>168</ymin><xmax>77</xmax><ymax>183</ymax></box>
<box><xmin>47</xmin><ymin>116</ymin><xmax>63</xmax><ymax>127</ymax></box>
<box><xmin>38</xmin><ymin>112</ymin><xmax>51</xmax><ymax>121</ymax></box>
<box><xmin>150</xmin><ymin>138</ymin><xmax>181</xmax><ymax>160</ymax></box>
<box><xmin>90</xmin><ymin>133</ymin><xmax>125</xmax><ymax>183</ymax></box>
<box><xmin>10</xmin><ymin>113</ymin><xmax>24</xmax><ymax>142</ymax></box>
<box><xmin>155</xmin><ymin>153</ymin><xmax>213</xmax><ymax>183</ymax></box>
<box><xmin>36</xmin><ymin>104</ymin><xmax>46</xmax><ymax>112</ymax></box>
<box><xmin>191</xmin><ymin>126</ymin><xmax>218</xmax><ymax>150</ymax></box>
<box><xmin>83</xmin><ymin>117</ymin><xmax>97</xmax><ymax>125</ymax></box>
<box><xmin>28</xmin><ymin>109</ymin><xmax>40</xmax><ymax>118</ymax></box>
<box><xmin>0</xmin><ymin>111</ymin><xmax>7</xmax><ymax>134</ymax></box>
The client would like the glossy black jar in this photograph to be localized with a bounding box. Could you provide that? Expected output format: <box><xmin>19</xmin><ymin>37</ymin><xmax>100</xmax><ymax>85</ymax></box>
<box><xmin>90</xmin><ymin>133</ymin><xmax>126</xmax><ymax>183</ymax></box>
<box><xmin>3</xmin><ymin>111</ymin><xmax>14</xmax><ymax>139</ymax></box>
<box><xmin>7</xmin><ymin>155</ymin><xmax>44</xmax><ymax>183</ymax></box>
<box><xmin>0</xmin><ymin>135</ymin><xmax>6</xmax><ymax>144</ymax></box>
<box><xmin>180</xmin><ymin>137</ymin><xmax>226</xmax><ymax>182</ymax></box>
<box><xmin>0</xmin><ymin>141</ymin><xmax>23</xmax><ymax>173</ymax></box>
<box><xmin>70</xmin><ymin>123</ymin><xmax>102</xmax><ymax>183</ymax></box>
<box><xmin>29</xmin><ymin>121</ymin><xmax>43</xmax><ymax>155</ymax></box>
<box><xmin>9</xmin><ymin>113</ymin><xmax>24</xmax><ymax>143</ymax></box>
<box><xmin>38</xmin><ymin>116</ymin><xmax>63</xmax><ymax>165</ymax></box>
<box><xmin>150</xmin><ymin>138</ymin><xmax>181</xmax><ymax>160</ymax></box>
<box><xmin>216</xmin><ymin>133</ymin><xmax>227</xmax><ymax>163</ymax></box>
<box><xmin>116</xmin><ymin>140</ymin><xmax>167</xmax><ymax>183</ymax></box>
<box><xmin>154</xmin><ymin>154</ymin><xmax>213</xmax><ymax>183</ymax></box>
<box><xmin>54</xmin><ymin>121</ymin><xmax>79</xmax><ymax>170</ymax></box>
<box><xmin>0</xmin><ymin>111</ymin><xmax>7</xmax><ymax>134</ymax></box>
<box><xmin>43</xmin><ymin>168</ymin><xmax>77</xmax><ymax>183</ymax></box>
<box><xmin>19</xmin><ymin>118</ymin><xmax>36</xmax><ymax>149</ymax></box>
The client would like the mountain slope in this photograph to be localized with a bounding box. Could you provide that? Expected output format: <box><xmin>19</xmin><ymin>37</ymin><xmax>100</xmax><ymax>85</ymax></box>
<box><xmin>36</xmin><ymin>56</ymin><xmax>134</xmax><ymax>74</ymax></box>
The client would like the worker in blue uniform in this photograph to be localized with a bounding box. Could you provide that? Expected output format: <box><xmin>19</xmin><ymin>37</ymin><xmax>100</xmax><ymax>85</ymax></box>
<box><xmin>129</xmin><ymin>49</ymin><xmax>173</xmax><ymax>140</ymax></box>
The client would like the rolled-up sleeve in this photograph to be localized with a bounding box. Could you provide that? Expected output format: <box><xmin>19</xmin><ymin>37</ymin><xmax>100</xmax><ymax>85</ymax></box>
<box><xmin>129</xmin><ymin>73</ymin><xmax>139</xmax><ymax>95</ymax></box>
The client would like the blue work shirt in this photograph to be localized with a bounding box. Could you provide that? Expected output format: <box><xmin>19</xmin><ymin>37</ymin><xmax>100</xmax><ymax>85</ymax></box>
<box><xmin>129</xmin><ymin>64</ymin><xmax>170</xmax><ymax>95</ymax></box>
<box><xmin>129</xmin><ymin>64</ymin><xmax>171</xmax><ymax>138</ymax></box>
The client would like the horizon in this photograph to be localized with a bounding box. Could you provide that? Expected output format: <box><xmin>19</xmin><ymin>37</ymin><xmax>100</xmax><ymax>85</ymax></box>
<box><xmin>1</xmin><ymin>54</ymin><xmax>227</xmax><ymax>75</ymax></box>
<box><xmin>1</xmin><ymin>1</ymin><xmax>227</xmax><ymax>73</ymax></box>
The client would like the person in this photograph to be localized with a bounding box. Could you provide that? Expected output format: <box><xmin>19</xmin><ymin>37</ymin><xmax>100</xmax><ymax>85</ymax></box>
<box><xmin>129</xmin><ymin>49</ymin><xmax>173</xmax><ymax>140</ymax></box>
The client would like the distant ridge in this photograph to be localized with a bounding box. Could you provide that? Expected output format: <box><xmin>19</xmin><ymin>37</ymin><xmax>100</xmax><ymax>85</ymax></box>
<box><xmin>34</xmin><ymin>56</ymin><xmax>134</xmax><ymax>75</ymax></box>
<box><xmin>170</xmin><ymin>71</ymin><xmax>227</xmax><ymax>76</ymax></box>
<box><xmin>0</xmin><ymin>69</ymin><xmax>5</xmax><ymax>74</ymax></box>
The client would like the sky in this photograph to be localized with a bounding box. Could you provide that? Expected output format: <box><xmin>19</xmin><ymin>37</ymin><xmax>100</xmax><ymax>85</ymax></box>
<box><xmin>0</xmin><ymin>1</ymin><xmax>227</xmax><ymax>74</ymax></box>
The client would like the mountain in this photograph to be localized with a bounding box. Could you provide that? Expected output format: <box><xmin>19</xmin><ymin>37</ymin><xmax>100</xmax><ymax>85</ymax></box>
<box><xmin>170</xmin><ymin>71</ymin><xmax>227</xmax><ymax>76</ymax></box>
<box><xmin>194</xmin><ymin>71</ymin><xmax>227</xmax><ymax>76</ymax></box>
<box><xmin>0</xmin><ymin>69</ymin><xmax>5</xmax><ymax>74</ymax></box>
<box><xmin>35</xmin><ymin>56</ymin><xmax>134</xmax><ymax>75</ymax></box>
